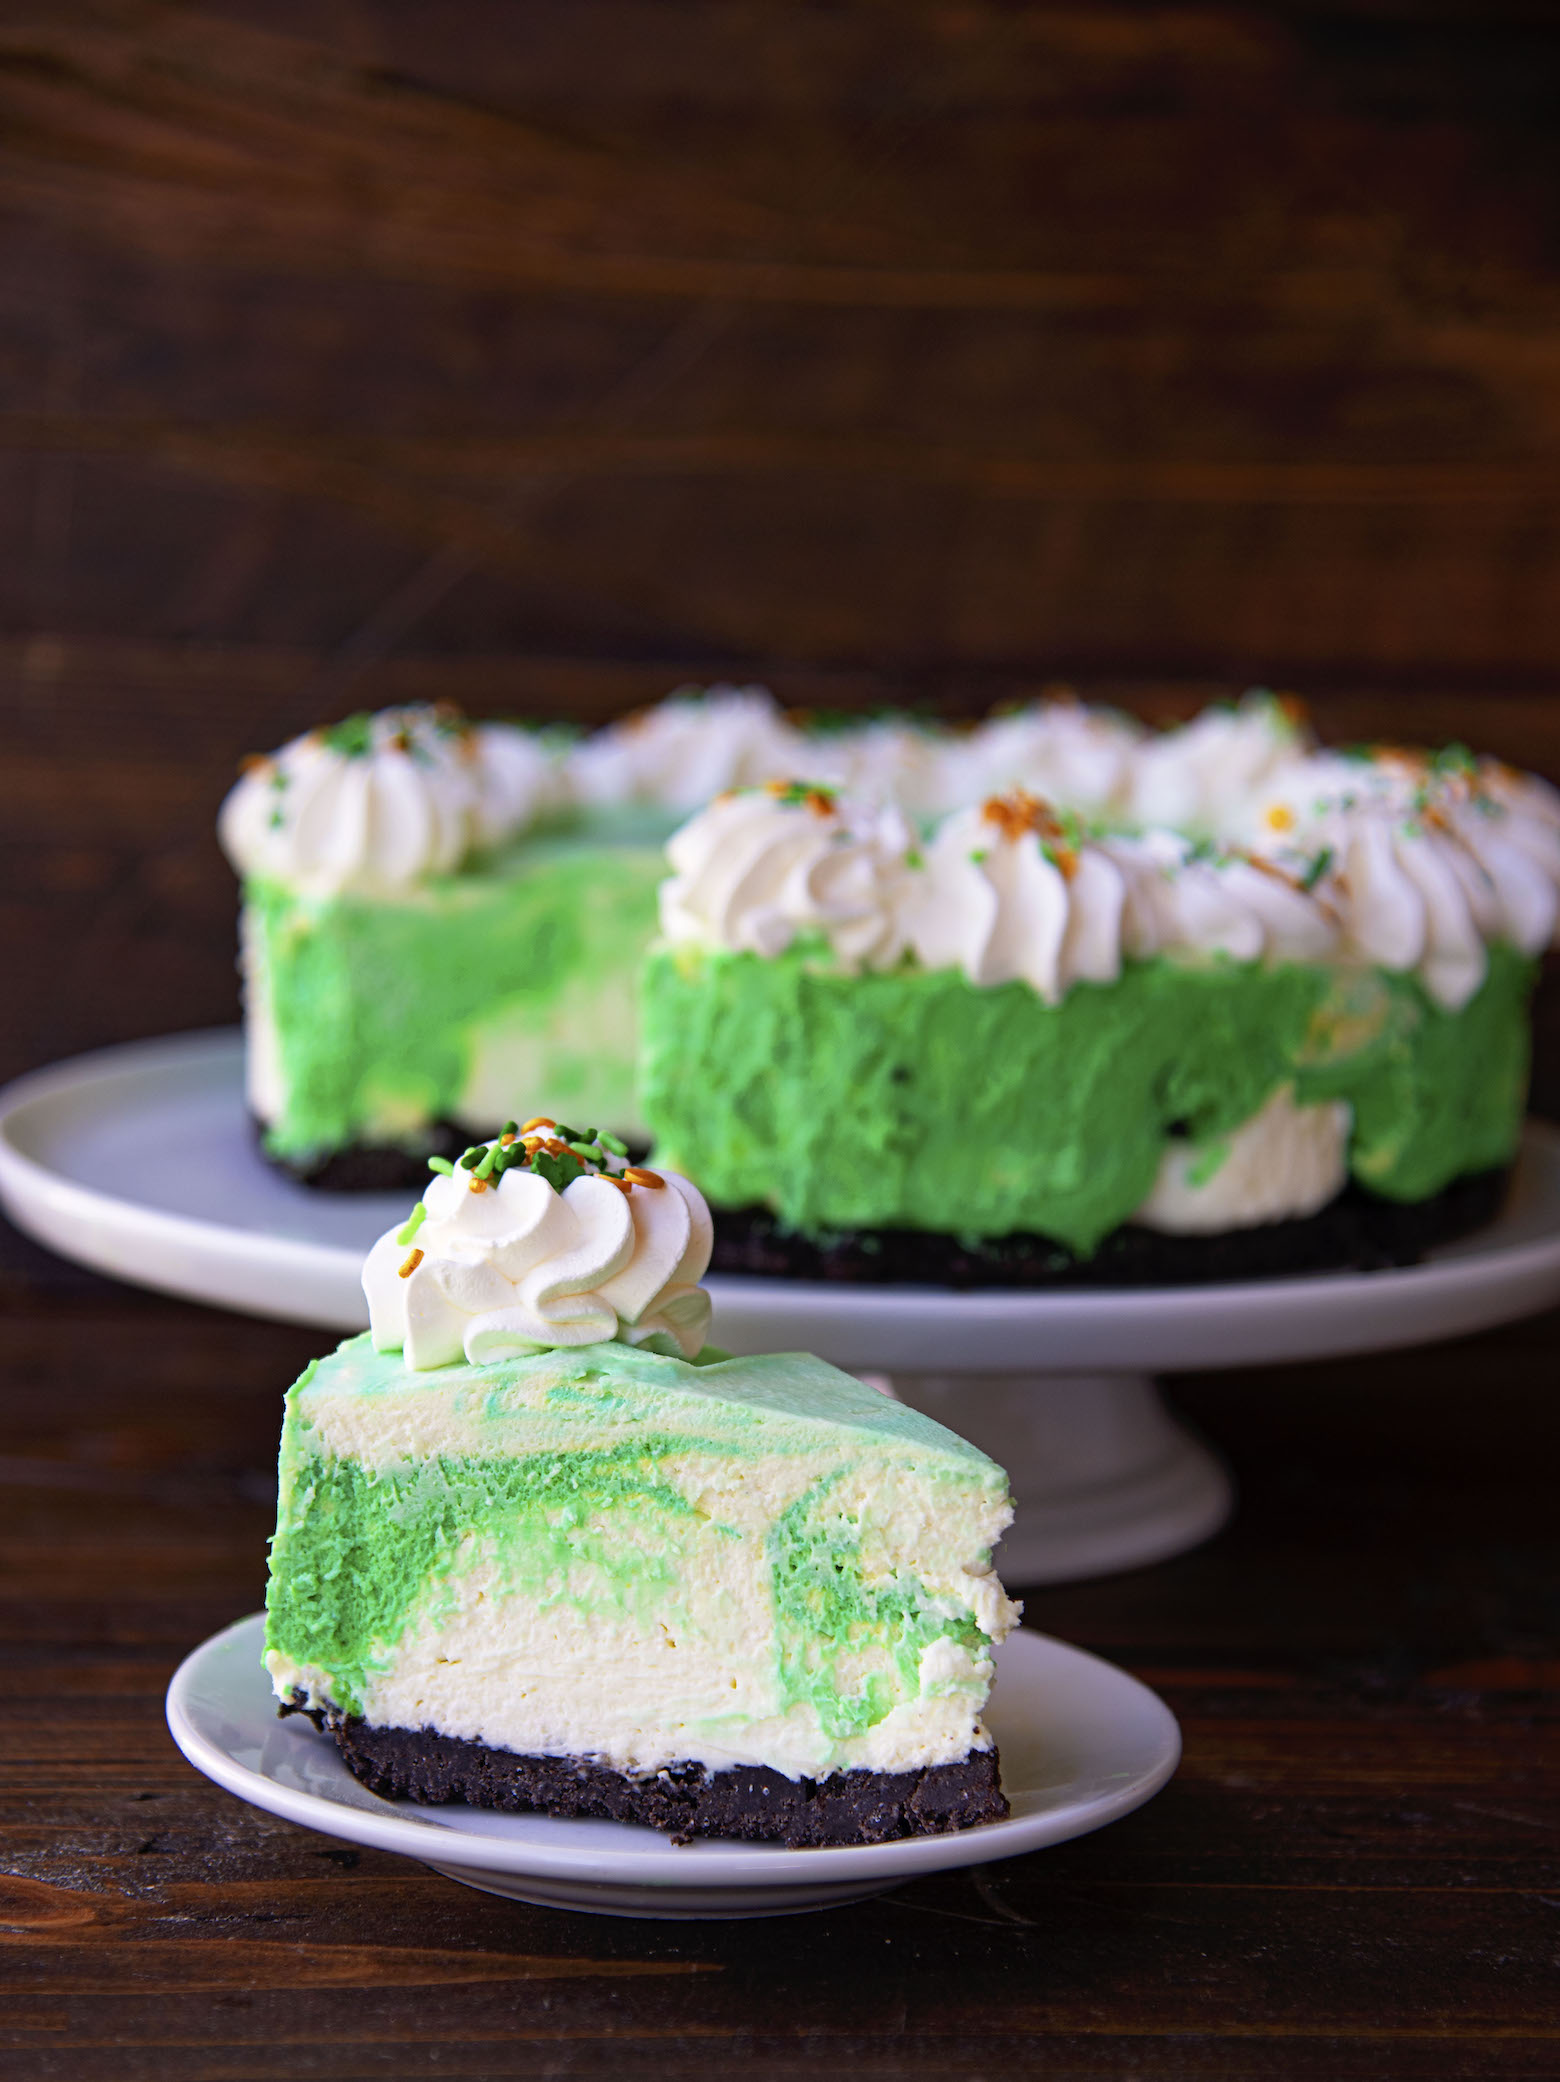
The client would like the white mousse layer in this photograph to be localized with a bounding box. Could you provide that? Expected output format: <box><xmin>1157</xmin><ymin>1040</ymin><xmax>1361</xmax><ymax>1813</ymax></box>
<box><xmin>1134</xmin><ymin>1085</ymin><xmax>1352</xmax><ymax>1234</ymax></box>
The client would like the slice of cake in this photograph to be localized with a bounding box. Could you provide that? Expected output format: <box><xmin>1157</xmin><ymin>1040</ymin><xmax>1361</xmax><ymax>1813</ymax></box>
<box><xmin>264</xmin><ymin>1122</ymin><xmax>1020</xmax><ymax>1844</ymax></box>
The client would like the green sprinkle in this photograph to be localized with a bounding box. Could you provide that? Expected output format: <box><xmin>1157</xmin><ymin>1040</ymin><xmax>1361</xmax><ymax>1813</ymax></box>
<box><xmin>395</xmin><ymin>1202</ymin><xmax>428</xmax><ymax>1246</ymax></box>
<box><xmin>458</xmin><ymin>1146</ymin><xmax>484</xmax><ymax>1170</ymax></box>
<box><xmin>474</xmin><ymin>1143</ymin><xmax>501</xmax><ymax>1180</ymax></box>
<box><xmin>565</xmin><ymin>1141</ymin><xmax>598</xmax><ymax>1160</ymax></box>
<box><xmin>552</xmin><ymin>1124</ymin><xmax>582</xmax><ymax>1145</ymax></box>
<box><xmin>320</xmin><ymin>711</ymin><xmax>375</xmax><ymax>758</ymax></box>
<box><xmin>1301</xmin><ymin>845</ymin><xmax>1335</xmax><ymax>892</ymax></box>
<box><xmin>427</xmin><ymin>1157</ymin><xmax>454</xmax><ymax>1176</ymax></box>
<box><xmin>597</xmin><ymin>1132</ymin><xmax>628</xmax><ymax>1157</ymax></box>
<box><xmin>768</xmin><ymin>778</ymin><xmax>840</xmax><ymax>808</ymax></box>
<box><xmin>500</xmin><ymin>1119</ymin><xmax>518</xmax><ymax>1138</ymax></box>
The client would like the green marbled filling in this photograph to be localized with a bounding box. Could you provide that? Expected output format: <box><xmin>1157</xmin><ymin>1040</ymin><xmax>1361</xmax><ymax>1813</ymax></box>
<box><xmin>640</xmin><ymin>942</ymin><xmax>1534</xmax><ymax>1253</ymax></box>
<box><xmin>266</xmin><ymin>1438</ymin><xmax>712</xmax><ymax>1717</ymax></box>
<box><xmin>247</xmin><ymin>830</ymin><xmax>666</xmax><ymax>1160</ymax></box>
<box><xmin>264</xmin><ymin>1338</ymin><xmax>1002</xmax><ymax>1728</ymax></box>
<box><xmin>769</xmin><ymin>1479</ymin><xmax>985</xmax><ymax>1738</ymax></box>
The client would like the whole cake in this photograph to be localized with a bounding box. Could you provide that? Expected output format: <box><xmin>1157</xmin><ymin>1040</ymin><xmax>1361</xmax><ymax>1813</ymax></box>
<box><xmin>264</xmin><ymin>1121</ymin><xmax>1020</xmax><ymax>1843</ymax></box>
<box><xmin>641</xmin><ymin>715</ymin><xmax>1560</xmax><ymax>1285</ymax></box>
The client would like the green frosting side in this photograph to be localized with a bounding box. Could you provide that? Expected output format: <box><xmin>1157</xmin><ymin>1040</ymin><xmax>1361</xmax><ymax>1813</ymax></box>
<box><xmin>248</xmin><ymin>833</ymin><xmax>664</xmax><ymax>1159</ymax></box>
<box><xmin>1293</xmin><ymin>941</ymin><xmax>1533</xmax><ymax>1201</ymax></box>
<box><xmin>641</xmin><ymin>943</ymin><xmax>1534</xmax><ymax>1252</ymax></box>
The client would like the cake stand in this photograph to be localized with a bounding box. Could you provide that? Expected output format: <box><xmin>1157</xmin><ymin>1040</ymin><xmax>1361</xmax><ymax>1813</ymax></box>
<box><xmin>5</xmin><ymin>1030</ymin><xmax>1560</xmax><ymax>1584</ymax></box>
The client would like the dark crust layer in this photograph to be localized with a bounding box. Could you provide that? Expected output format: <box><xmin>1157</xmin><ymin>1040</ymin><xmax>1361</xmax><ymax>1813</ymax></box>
<box><xmin>283</xmin><ymin>1701</ymin><xmax>1008</xmax><ymax>1845</ymax></box>
<box><xmin>707</xmin><ymin>1166</ymin><xmax>1511</xmax><ymax>1290</ymax></box>
<box><xmin>255</xmin><ymin>1118</ymin><xmax>648</xmax><ymax>1192</ymax></box>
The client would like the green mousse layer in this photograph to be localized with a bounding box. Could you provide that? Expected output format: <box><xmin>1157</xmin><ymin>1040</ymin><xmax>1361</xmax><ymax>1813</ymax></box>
<box><xmin>246</xmin><ymin>832</ymin><xmax>665</xmax><ymax>1161</ymax></box>
<box><xmin>641</xmin><ymin>943</ymin><xmax>1533</xmax><ymax>1253</ymax></box>
<box><xmin>264</xmin><ymin>1337</ymin><xmax>1007</xmax><ymax>1746</ymax></box>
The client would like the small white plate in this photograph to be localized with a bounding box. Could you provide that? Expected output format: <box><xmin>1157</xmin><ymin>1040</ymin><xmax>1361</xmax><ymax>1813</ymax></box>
<box><xmin>4</xmin><ymin>1029</ymin><xmax>1560</xmax><ymax>1373</ymax></box>
<box><xmin>166</xmin><ymin>1614</ymin><xmax>1180</xmax><ymax>1920</ymax></box>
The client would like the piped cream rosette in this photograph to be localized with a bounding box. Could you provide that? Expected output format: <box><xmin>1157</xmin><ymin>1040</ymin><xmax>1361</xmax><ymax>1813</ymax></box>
<box><xmin>219</xmin><ymin>705</ymin><xmax>562</xmax><ymax>898</ymax></box>
<box><xmin>1233</xmin><ymin>747</ymin><xmax>1560</xmax><ymax>1010</ymax></box>
<box><xmin>364</xmin><ymin>1132</ymin><xmax>714</xmax><ymax>1371</ymax></box>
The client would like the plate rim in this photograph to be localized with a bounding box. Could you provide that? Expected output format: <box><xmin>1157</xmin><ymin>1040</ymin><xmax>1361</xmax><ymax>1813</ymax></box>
<box><xmin>165</xmin><ymin>1612</ymin><xmax>1181</xmax><ymax>1889</ymax></box>
<box><xmin>5</xmin><ymin>1027</ymin><xmax>1560</xmax><ymax>1339</ymax></box>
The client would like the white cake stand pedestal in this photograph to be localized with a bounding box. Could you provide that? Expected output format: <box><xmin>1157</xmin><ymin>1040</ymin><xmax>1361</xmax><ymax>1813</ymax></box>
<box><xmin>888</xmin><ymin>1372</ymin><xmax>1229</xmax><ymax>1585</ymax></box>
<box><xmin>3</xmin><ymin>1033</ymin><xmax>1560</xmax><ymax>1587</ymax></box>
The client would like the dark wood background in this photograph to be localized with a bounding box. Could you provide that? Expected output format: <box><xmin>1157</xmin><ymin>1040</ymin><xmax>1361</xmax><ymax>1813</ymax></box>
<box><xmin>3</xmin><ymin>0</ymin><xmax>1560</xmax><ymax>1089</ymax></box>
<box><xmin>1</xmin><ymin>7</ymin><xmax>1558</xmax><ymax>2075</ymax></box>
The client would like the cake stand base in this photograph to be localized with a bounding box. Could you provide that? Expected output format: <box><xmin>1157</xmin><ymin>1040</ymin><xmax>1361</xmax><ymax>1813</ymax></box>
<box><xmin>891</xmin><ymin>1373</ymin><xmax>1233</xmax><ymax>1585</ymax></box>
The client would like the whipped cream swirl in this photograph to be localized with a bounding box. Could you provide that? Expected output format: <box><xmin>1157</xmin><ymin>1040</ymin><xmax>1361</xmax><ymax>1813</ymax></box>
<box><xmin>901</xmin><ymin>792</ymin><xmax>1337</xmax><ymax>997</ymax></box>
<box><xmin>951</xmin><ymin>699</ymin><xmax>1142</xmax><ymax>819</ymax></box>
<box><xmin>220</xmin><ymin>706</ymin><xmax>561</xmax><ymax>897</ymax></box>
<box><xmin>804</xmin><ymin>716</ymin><xmax>961</xmax><ymax>816</ymax></box>
<box><xmin>365</xmin><ymin>1144</ymin><xmax>714</xmax><ymax>1370</ymax></box>
<box><xmin>1127</xmin><ymin>692</ymin><xmax>1310</xmax><ymax>836</ymax></box>
<box><xmin>905</xmin><ymin>794</ymin><xmax>1126</xmax><ymax>1002</ymax></box>
<box><xmin>1102</xmin><ymin>830</ymin><xmax>1339</xmax><ymax>965</ymax></box>
<box><xmin>659</xmin><ymin>783</ymin><xmax>914</xmax><ymax>970</ymax></box>
<box><xmin>567</xmin><ymin>685</ymin><xmax>806</xmax><ymax>814</ymax></box>
<box><xmin>1237</xmin><ymin>749</ymin><xmax>1560</xmax><ymax>1008</ymax></box>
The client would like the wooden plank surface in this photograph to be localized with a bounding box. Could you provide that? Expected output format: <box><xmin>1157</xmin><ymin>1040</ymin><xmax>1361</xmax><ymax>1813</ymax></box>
<box><xmin>0</xmin><ymin>1222</ymin><xmax>1556</xmax><ymax>2079</ymax></box>
<box><xmin>4</xmin><ymin>3</ymin><xmax>1560</xmax><ymax>687</ymax></box>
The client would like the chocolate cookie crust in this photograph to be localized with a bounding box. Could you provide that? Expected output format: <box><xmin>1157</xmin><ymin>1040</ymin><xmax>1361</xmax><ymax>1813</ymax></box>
<box><xmin>706</xmin><ymin>1166</ymin><xmax>1510</xmax><ymax>1290</ymax></box>
<box><xmin>285</xmin><ymin>1704</ymin><xmax>1008</xmax><ymax>1845</ymax></box>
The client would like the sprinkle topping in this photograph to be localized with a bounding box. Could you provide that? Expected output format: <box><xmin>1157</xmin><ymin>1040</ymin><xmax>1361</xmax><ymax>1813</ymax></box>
<box><xmin>979</xmin><ymin>789</ymin><xmax>1079</xmax><ymax>879</ymax></box>
<box><xmin>764</xmin><ymin>778</ymin><xmax>839</xmax><ymax>818</ymax></box>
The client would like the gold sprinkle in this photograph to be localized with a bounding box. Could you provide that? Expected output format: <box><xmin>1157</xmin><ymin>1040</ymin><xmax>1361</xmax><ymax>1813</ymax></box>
<box><xmin>980</xmin><ymin>788</ymin><xmax>1077</xmax><ymax>876</ymax></box>
<box><xmin>468</xmin><ymin>1174</ymin><xmax>488</xmax><ymax>1193</ymax></box>
<box><xmin>1266</xmin><ymin>803</ymin><xmax>1295</xmax><ymax>832</ymax></box>
<box><xmin>624</xmin><ymin>1167</ymin><xmax>666</xmax><ymax>1189</ymax></box>
<box><xmin>598</xmin><ymin>1173</ymin><xmax>632</xmax><ymax>1194</ymax></box>
<box><xmin>520</xmin><ymin>1116</ymin><xmax>556</xmax><ymax>1133</ymax></box>
<box><xmin>499</xmin><ymin>1132</ymin><xmax>516</xmax><ymax>1147</ymax></box>
<box><xmin>239</xmin><ymin>753</ymin><xmax>273</xmax><ymax>778</ymax></box>
<box><xmin>1241</xmin><ymin>849</ymin><xmax>1305</xmax><ymax>894</ymax></box>
<box><xmin>398</xmin><ymin>1248</ymin><xmax>424</xmax><ymax>1278</ymax></box>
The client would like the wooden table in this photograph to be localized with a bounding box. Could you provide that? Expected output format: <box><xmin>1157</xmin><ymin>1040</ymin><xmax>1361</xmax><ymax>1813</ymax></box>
<box><xmin>2</xmin><ymin>1209</ymin><xmax>1555</xmax><ymax>2080</ymax></box>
